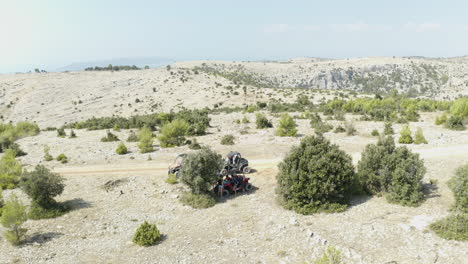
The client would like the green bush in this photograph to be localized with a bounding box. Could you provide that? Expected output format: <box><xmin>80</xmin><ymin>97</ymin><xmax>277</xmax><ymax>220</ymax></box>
<box><xmin>113</xmin><ymin>124</ymin><xmax>120</xmax><ymax>131</ymax></box>
<box><xmin>138</xmin><ymin>126</ymin><xmax>154</xmax><ymax>153</ymax></box>
<box><xmin>255</xmin><ymin>113</ymin><xmax>273</xmax><ymax>129</ymax></box>
<box><xmin>179</xmin><ymin>147</ymin><xmax>223</xmax><ymax>195</ymax></box>
<box><xmin>383</xmin><ymin>122</ymin><xmax>394</xmax><ymax>135</ymax></box>
<box><xmin>241</xmin><ymin>116</ymin><xmax>249</xmax><ymax>124</ymax></box>
<box><xmin>28</xmin><ymin>201</ymin><xmax>70</xmax><ymax>220</ymax></box>
<box><xmin>127</xmin><ymin>131</ymin><xmax>139</xmax><ymax>142</ymax></box>
<box><xmin>8</xmin><ymin>143</ymin><xmax>26</xmax><ymax>157</ymax></box>
<box><xmin>43</xmin><ymin>145</ymin><xmax>53</xmax><ymax>161</ymax></box>
<box><xmin>180</xmin><ymin>192</ymin><xmax>216</xmax><ymax>209</ymax></box>
<box><xmin>0</xmin><ymin>122</ymin><xmax>39</xmax><ymax>153</ymax></box>
<box><xmin>333</xmin><ymin>126</ymin><xmax>346</xmax><ymax>133</ymax></box>
<box><xmin>276</xmin><ymin>136</ymin><xmax>356</xmax><ymax>214</ymax></box>
<box><xmin>57</xmin><ymin>127</ymin><xmax>66</xmax><ymax>137</ymax></box>
<box><xmin>430</xmin><ymin>213</ymin><xmax>467</xmax><ymax>241</ymax></box>
<box><xmin>0</xmin><ymin>149</ymin><xmax>22</xmax><ymax>189</ymax></box>
<box><xmin>158</xmin><ymin>120</ymin><xmax>188</xmax><ymax>148</ymax></box>
<box><xmin>414</xmin><ymin>128</ymin><xmax>428</xmax><ymax>144</ymax></box>
<box><xmin>313</xmin><ymin>246</ymin><xmax>343</xmax><ymax>264</ymax></box>
<box><xmin>449</xmin><ymin>164</ymin><xmax>468</xmax><ymax>212</ymax></box>
<box><xmin>371</xmin><ymin>129</ymin><xmax>379</xmax><ymax>136</ymax></box>
<box><xmin>165</xmin><ymin>173</ymin><xmax>178</xmax><ymax>184</ymax></box>
<box><xmin>310</xmin><ymin>113</ymin><xmax>332</xmax><ymax>134</ymax></box>
<box><xmin>56</xmin><ymin>154</ymin><xmax>68</xmax><ymax>164</ymax></box>
<box><xmin>357</xmin><ymin>136</ymin><xmax>425</xmax><ymax>206</ymax></box>
<box><xmin>398</xmin><ymin>125</ymin><xmax>413</xmax><ymax>144</ymax></box>
<box><xmin>116</xmin><ymin>142</ymin><xmax>128</xmax><ymax>155</ymax></box>
<box><xmin>450</xmin><ymin>97</ymin><xmax>468</xmax><ymax>118</ymax></box>
<box><xmin>101</xmin><ymin>131</ymin><xmax>119</xmax><ymax>142</ymax></box>
<box><xmin>0</xmin><ymin>189</ymin><xmax>4</xmax><ymax>216</ymax></box>
<box><xmin>0</xmin><ymin>195</ymin><xmax>27</xmax><ymax>246</ymax></box>
<box><xmin>220</xmin><ymin>134</ymin><xmax>235</xmax><ymax>145</ymax></box>
<box><xmin>344</xmin><ymin>122</ymin><xmax>357</xmax><ymax>136</ymax></box>
<box><xmin>435</xmin><ymin>113</ymin><xmax>447</xmax><ymax>125</ymax></box>
<box><xmin>20</xmin><ymin>165</ymin><xmax>65</xmax><ymax>208</ymax></box>
<box><xmin>276</xmin><ymin>113</ymin><xmax>297</xmax><ymax>137</ymax></box>
<box><xmin>445</xmin><ymin>115</ymin><xmax>465</xmax><ymax>130</ymax></box>
<box><xmin>133</xmin><ymin>221</ymin><xmax>162</xmax><ymax>246</ymax></box>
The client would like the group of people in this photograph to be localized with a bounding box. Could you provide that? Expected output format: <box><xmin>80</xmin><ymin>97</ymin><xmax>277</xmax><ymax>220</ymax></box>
<box><xmin>216</xmin><ymin>173</ymin><xmax>246</xmax><ymax>196</ymax></box>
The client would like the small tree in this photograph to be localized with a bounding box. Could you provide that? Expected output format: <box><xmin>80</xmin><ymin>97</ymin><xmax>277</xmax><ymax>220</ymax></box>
<box><xmin>158</xmin><ymin>120</ymin><xmax>188</xmax><ymax>148</ymax></box>
<box><xmin>138</xmin><ymin>126</ymin><xmax>154</xmax><ymax>153</ymax></box>
<box><xmin>276</xmin><ymin>113</ymin><xmax>297</xmax><ymax>137</ymax></box>
<box><xmin>116</xmin><ymin>142</ymin><xmax>128</xmax><ymax>155</ymax></box>
<box><xmin>255</xmin><ymin>113</ymin><xmax>273</xmax><ymax>129</ymax></box>
<box><xmin>101</xmin><ymin>131</ymin><xmax>119</xmax><ymax>142</ymax></box>
<box><xmin>20</xmin><ymin>165</ymin><xmax>65</xmax><ymax>208</ymax></box>
<box><xmin>276</xmin><ymin>136</ymin><xmax>356</xmax><ymax>214</ymax></box>
<box><xmin>1</xmin><ymin>195</ymin><xmax>27</xmax><ymax>245</ymax></box>
<box><xmin>179</xmin><ymin>147</ymin><xmax>223</xmax><ymax>195</ymax></box>
<box><xmin>398</xmin><ymin>124</ymin><xmax>413</xmax><ymax>144</ymax></box>
<box><xmin>133</xmin><ymin>221</ymin><xmax>161</xmax><ymax>246</ymax></box>
<box><xmin>57</xmin><ymin>127</ymin><xmax>66</xmax><ymax>137</ymax></box>
<box><xmin>414</xmin><ymin>128</ymin><xmax>428</xmax><ymax>144</ymax></box>
<box><xmin>0</xmin><ymin>149</ymin><xmax>22</xmax><ymax>189</ymax></box>
<box><xmin>383</xmin><ymin>122</ymin><xmax>394</xmax><ymax>135</ymax></box>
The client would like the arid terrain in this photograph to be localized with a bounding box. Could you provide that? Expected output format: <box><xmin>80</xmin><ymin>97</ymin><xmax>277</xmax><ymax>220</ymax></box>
<box><xmin>0</xmin><ymin>58</ymin><xmax>467</xmax><ymax>264</ymax></box>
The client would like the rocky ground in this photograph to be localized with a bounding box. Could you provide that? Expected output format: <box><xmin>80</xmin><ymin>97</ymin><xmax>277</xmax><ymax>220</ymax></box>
<box><xmin>0</xmin><ymin>111</ymin><xmax>467</xmax><ymax>263</ymax></box>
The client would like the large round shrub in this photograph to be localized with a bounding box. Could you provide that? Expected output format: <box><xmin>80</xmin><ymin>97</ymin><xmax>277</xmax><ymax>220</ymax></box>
<box><xmin>133</xmin><ymin>221</ymin><xmax>161</xmax><ymax>246</ymax></box>
<box><xmin>276</xmin><ymin>136</ymin><xmax>356</xmax><ymax>214</ymax></box>
<box><xmin>179</xmin><ymin>147</ymin><xmax>224</xmax><ymax>194</ymax></box>
<box><xmin>357</xmin><ymin>136</ymin><xmax>425</xmax><ymax>206</ymax></box>
<box><xmin>20</xmin><ymin>165</ymin><xmax>65</xmax><ymax>208</ymax></box>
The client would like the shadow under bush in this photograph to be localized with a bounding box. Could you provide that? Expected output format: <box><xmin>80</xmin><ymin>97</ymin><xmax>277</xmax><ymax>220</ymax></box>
<box><xmin>180</xmin><ymin>192</ymin><xmax>216</xmax><ymax>209</ymax></box>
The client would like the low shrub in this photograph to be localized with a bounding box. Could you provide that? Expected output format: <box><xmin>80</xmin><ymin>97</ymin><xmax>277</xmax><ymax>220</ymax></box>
<box><xmin>20</xmin><ymin>165</ymin><xmax>65</xmax><ymax>208</ymax></box>
<box><xmin>165</xmin><ymin>173</ymin><xmax>178</xmax><ymax>184</ymax></box>
<box><xmin>101</xmin><ymin>131</ymin><xmax>119</xmax><ymax>142</ymax></box>
<box><xmin>0</xmin><ymin>195</ymin><xmax>27</xmax><ymax>246</ymax></box>
<box><xmin>445</xmin><ymin>115</ymin><xmax>465</xmax><ymax>130</ymax></box>
<box><xmin>57</xmin><ymin>127</ymin><xmax>66</xmax><ymax>137</ymax></box>
<box><xmin>127</xmin><ymin>131</ymin><xmax>139</xmax><ymax>142</ymax></box>
<box><xmin>276</xmin><ymin>113</ymin><xmax>297</xmax><ymax>137</ymax></box>
<box><xmin>435</xmin><ymin>113</ymin><xmax>447</xmax><ymax>125</ymax></box>
<box><xmin>158</xmin><ymin>120</ymin><xmax>188</xmax><ymax>148</ymax></box>
<box><xmin>276</xmin><ymin>136</ymin><xmax>356</xmax><ymax>214</ymax></box>
<box><xmin>180</xmin><ymin>192</ymin><xmax>216</xmax><ymax>209</ymax></box>
<box><xmin>188</xmin><ymin>138</ymin><xmax>201</xmax><ymax>150</ymax></box>
<box><xmin>383</xmin><ymin>122</ymin><xmax>394</xmax><ymax>135</ymax></box>
<box><xmin>371</xmin><ymin>129</ymin><xmax>379</xmax><ymax>136</ymax></box>
<box><xmin>241</xmin><ymin>116</ymin><xmax>249</xmax><ymax>124</ymax></box>
<box><xmin>220</xmin><ymin>135</ymin><xmax>235</xmax><ymax>145</ymax></box>
<box><xmin>28</xmin><ymin>201</ymin><xmax>70</xmax><ymax>220</ymax></box>
<box><xmin>116</xmin><ymin>142</ymin><xmax>128</xmax><ymax>155</ymax></box>
<box><xmin>344</xmin><ymin>122</ymin><xmax>357</xmax><ymax>136</ymax></box>
<box><xmin>0</xmin><ymin>149</ymin><xmax>22</xmax><ymax>189</ymax></box>
<box><xmin>43</xmin><ymin>146</ymin><xmax>53</xmax><ymax>161</ymax></box>
<box><xmin>255</xmin><ymin>113</ymin><xmax>273</xmax><ymax>129</ymax></box>
<box><xmin>333</xmin><ymin>126</ymin><xmax>346</xmax><ymax>133</ymax></box>
<box><xmin>69</xmin><ymin>130</ymin><xmax>76</xmax><ymax>138</ymax></box>
<box><xmin>448</xmin><ymin>164</ymin><xmax>468</xmax><ymax>212</ymax></box>
<box><xmin>138</xmin><ymin>126</ymin><xmax>154</xmax><ymax>153</ymax></box>
<box><xmin>414</xmin><ymin>128</ymin><xmax>428</xmax><ymax>144</ymax></box>
<box><xmin>313</xmin><ymin>246</ymin><xmax>343</xmax><ymax>264</ymax></box>
<box><xmin>430</xmin><ymin>213</ymin><xmax>467</xmax><ymax>241</ymax></box>
<box><xmin>133</xmin><ymin>221</ymin><xmax>162</xmax><ymax>246</ymax></box>
<box><xmin>56</xmin><ymin>154</ymin><xmax>68</xmax><ymax>164</ymax></box>
<box><xmin>398</xmin><ymin>125</ymin><xmax>413</xmax><ymax>144</ymax></box>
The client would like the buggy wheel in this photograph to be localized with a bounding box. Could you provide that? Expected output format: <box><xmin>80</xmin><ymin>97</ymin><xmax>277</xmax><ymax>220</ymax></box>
<box><xmin>221</xmin><ymin>169</ymin><xmax>228</xmax><ymax>176</ymax></box>
<box><xmin>174</xmin><ymin>171</ymin><xmax>179</xmax><ymax>178</ymax></box>
<box><xmin>242</xmin><ymin>166</ymin><xmax>251</xmax><ymax>174</ymax></box>
<box><xmin>222</xmin><ymin>189</ymin><xmax>229</xmax><ymax>197</ymax></box>
<box><xmin>245</xmin><ymin>183</ymin><xmax>252</xmax><ymax>191</ymax></box>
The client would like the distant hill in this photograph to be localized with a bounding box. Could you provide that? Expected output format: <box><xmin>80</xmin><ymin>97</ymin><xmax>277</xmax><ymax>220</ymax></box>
<box><xmin>57</xmin><ymin>57</ymin><xmax>175</xmax><ymax>71</ymax></box>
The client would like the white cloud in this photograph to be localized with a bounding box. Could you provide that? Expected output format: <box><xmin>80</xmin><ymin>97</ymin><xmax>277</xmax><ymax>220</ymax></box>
<box><xmin>404</xmin><ymin>23</ymin><xmax>442</xmax><ymax>32</ymax></box>
<box><xmin>330</xmin><ymin>22</ymin><xmax>392</xmax><ymax>32</ymax></box>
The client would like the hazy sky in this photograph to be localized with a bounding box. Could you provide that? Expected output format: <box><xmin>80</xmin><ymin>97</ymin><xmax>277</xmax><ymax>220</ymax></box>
<box><xmin>1</xmin><ymin>0</ymin><xmax>468</xmax><ymax>72</ymax></box>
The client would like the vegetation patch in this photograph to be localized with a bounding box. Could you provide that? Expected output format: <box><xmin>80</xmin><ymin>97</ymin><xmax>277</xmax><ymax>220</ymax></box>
<box><xmin>133</xmin><ymin>221</ymin><xmax>162</xmax><ymax>246</ymax></box>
